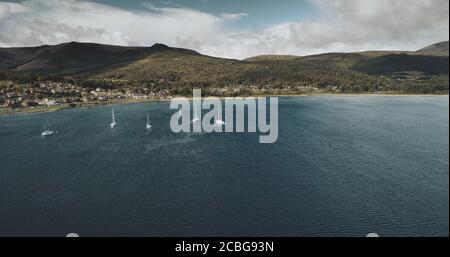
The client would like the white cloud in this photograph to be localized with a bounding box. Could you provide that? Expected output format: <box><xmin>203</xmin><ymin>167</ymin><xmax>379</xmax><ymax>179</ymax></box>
<box><xmin>220</xmin><ymin>13</ymin><xmax>248</xmax><ymax>21</ymax></box>
<box><xmin>309</xmin><ymin>0</ymin><xmax>449</xmax><ymax>49</ymax></box>
<box><xmin>0</xmin><ymin>0</ymin><xmax>226</xmax><ymax>47</ymax></box>
<box><xmin>202</xmin><ymin>0</ymin><xmax>450</xmax><ymax>58</ymax></box>
<box><xmin>0</xmin><ymin>0</ymin><xmax>448</xmax><ymax>59</ymax></box>
<box><xmin>0</xmin><ymin>2</ymin><xmax>27</xmax><ymax>21</ymax></box>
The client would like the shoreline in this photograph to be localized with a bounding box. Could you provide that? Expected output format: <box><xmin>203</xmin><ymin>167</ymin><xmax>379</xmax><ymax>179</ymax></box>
<box><xmin>1</xmin><ymin>93</ymin><xmax>448</xmax><ymax>116</ymax></box>
<box><xmin>0</xmin><ymin>98</ymin><xmax>155</xmax><ymax>117</ymax></box>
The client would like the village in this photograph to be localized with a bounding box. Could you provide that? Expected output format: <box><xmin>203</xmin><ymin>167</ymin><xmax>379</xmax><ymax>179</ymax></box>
<box><xmin>0</xmin><ymin>80</ymin><xmax>172</xmax><ymax>110</ymax></box>
<box><xmin>0</xmin><ymin>79</ymin><xmax>320</xmax><ymax>112</ymax></box>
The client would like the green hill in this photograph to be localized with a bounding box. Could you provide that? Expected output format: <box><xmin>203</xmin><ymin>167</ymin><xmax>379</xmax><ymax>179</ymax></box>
<box><xmin>0</xmin><ymin>46</ymin><xmax>46</xmax><ymax>69</ymax></box>
<box><xmin>417</xmin><ymin>41</ymin><xmax>449</xmax><ymax>56</ymax></box>
<box><xmin>353</xmin><ymin>54</ymin><xmax>449</xmax><ymax>75</ymax></box>
<box><xmin>0</xmin><ymin>42</ymin><xmax>194</xmax><ymax>75</ymax></box>
<box><xmin>87</xmin><ymin>47</ymin><xmax>258</xmax><ymax>84</ymax></box>
<box><xmin>1</xmin><ymin>41</ymin><xmax>448</xmax><ymax>94</ymax></box>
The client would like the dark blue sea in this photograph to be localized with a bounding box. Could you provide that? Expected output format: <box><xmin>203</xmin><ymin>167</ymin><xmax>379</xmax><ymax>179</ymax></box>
<box><xmin>0</xmin><ymin>96</ymin><xmax>448</xmax><ymax>237</ymax></box>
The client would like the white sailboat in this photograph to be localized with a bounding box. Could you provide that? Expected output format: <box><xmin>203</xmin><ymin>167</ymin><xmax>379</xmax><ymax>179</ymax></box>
<box><xmin>215</xmin><ymin>119</ymin><xmax>226</xmax><ymax>126</ymax></box>
<box><xmin>41</xmin><ymin>118</ymin><xmax>54</xmax><ymax>137</ymax></box>
<box><xmin>191</xmin><ymin>111</ymin><xmax>200</xmax><ymax>124</ymax></box>
<box><xmin>110</xmin><ymin>108</ymin><xmax>117</xmax><ymax>128</ymax></box>
<box><xmin>146</xmin><ymin>114</ymin><xmax>152</xmax><ymax>129</ymax></box>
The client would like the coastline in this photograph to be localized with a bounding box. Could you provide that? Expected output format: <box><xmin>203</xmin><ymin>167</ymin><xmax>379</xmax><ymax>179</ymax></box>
<box><xmin>1</xmin><ymin>92</ymin><xmax>448</xmax><ymax>116</ymax></box>
<box><xmin>0</xmin><ymin>98</ymin><xmax>155</xmax><ymax>117</ymax></box>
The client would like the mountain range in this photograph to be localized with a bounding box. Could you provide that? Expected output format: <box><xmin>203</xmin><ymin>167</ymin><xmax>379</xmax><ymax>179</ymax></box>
<box><xmin>0</xmin><ymin>41</ymin><xmax>448</xmax><ymax>94</ymax></box>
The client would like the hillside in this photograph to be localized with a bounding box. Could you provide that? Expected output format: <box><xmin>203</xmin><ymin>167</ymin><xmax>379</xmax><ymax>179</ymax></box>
<box><xmin>0</xmin><ymin>41</ymin><xmax>448</xmax><ymax>95</ymax></box>
<box><xmin>245</xmin><ymin>51</ymin><xmax>412</xmax><ymax>67</ymax></box>
<box><xmin>87</xmin><ymin>47</ymin><xmax>258</xmax><ymax>84</ymax></box>
<box><xmin>353</xmin><ymin>54</ymin><xmax>449</xmax><ymax>75</ymax></box>
<box><xmin>246</xmin><ymin>42</ymin><xmax>449</xmax><ymax>76</ymax></box>
<box><xmin>0</xmin><ymin>46</ymin><xmax>46</xmax><ymax>69</ymax></box>
<box><xmin>0</xmin><ymin>42</ymin><xmax>192</xmax><ymax>75</ymax></box>
<box><xmin>417</xmin><ymin>41</ymin><xmax>449</xmax><ymax>56</ymax></box>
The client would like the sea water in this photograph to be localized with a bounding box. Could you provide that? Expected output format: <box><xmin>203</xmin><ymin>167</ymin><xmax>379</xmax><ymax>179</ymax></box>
<box><xmin>0</xmin><ymin>96</ymin><xmax>448</xmax><ymax>237</ymax></box>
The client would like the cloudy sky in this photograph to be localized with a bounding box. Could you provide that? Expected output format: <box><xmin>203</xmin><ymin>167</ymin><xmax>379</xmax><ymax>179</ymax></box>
<box><xmin>0</xmin><ymin>0</ymin><xmax>448</xmax><ymax>59</ymax></box>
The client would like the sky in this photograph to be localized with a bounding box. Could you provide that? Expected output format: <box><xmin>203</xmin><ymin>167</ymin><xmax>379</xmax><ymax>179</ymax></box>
<box><xmin>0</xmin><ymin>0</ymin><xmax>449</xmax><ymax>59</ymax></box>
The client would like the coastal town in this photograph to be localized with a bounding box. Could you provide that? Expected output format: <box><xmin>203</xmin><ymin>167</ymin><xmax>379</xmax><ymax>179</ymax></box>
<box><xmin>0</xmin><ymin>79</ymin><xmax>322</xmax><ymax>114</ymax></box>
<box><xmin>0</xmin><ymin>80</ymin><xmax>172</xmax><ymax>113</ymax></box>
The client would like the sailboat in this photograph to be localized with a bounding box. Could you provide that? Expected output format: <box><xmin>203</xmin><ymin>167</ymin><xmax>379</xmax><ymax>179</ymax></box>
<box><xmin>146</xmin><ymin>114</ymin><xmax>152</xmax><ymax>129</ymax></box>
<box><xmin>110</xmin><ymin>108</ymin><xmax>117</xmax><ymax>128</ymax></box>
<box><xmin>191</xmin><ymin>111</ymin><xmax>200</xmax><ymax>124</ymax></box>
<box><xmin>41</xmin><ymin>118</ymin><xmax>54</xmax><ymax>137</ymax></box>
<box><xmin>215</xmin><ymin>120</ymin><xmax>226</xmax><ymax>125</ymax></box>
<box><xmin>215</xmin><ymin>119</ymin><xmax>226</xmax><ymax>126</ymax></box>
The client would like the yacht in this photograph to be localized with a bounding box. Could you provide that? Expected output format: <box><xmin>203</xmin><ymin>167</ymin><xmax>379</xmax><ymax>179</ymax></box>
<box><xmin>41</xmin><ymin>118</ymin><xmax>55</xmax><ymax>137</ymax></box>
<box><xmin>110</xmin><ymin>108</ymin><xmax>117</xmax><ymax>128</ymax></box>
<box><xmin>215</xmin><ymin>119</ymin><xmax>226</xmax><ymax>126</ymax></box>
<box><xmin>146</xmin><ymin>114</ymin><xmax>152</xmax><ymax>129</ymax></box>
<box><xmin>192</xmin><ymin>111</ymin><xmax>200</xmax><ymax>123</ymax></box>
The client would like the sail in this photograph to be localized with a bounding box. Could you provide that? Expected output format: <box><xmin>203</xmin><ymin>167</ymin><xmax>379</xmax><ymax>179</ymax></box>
<box><xmin>194</xmin><ymin>110</ymin><xmax>199</xmax><ymax>120</ymax></box>
<box><xmin>192</xmin><ymin>108</ymin><xmax>200</xmax><ymax>123</ymax></box>
<box><xmin>146</xmin><ymin>114</ymin><xmax>152</xmax><ymax>129</ymax></box>
<box><xmin>43</xmin><ymin>118</ymin><xmax>51</xmax><ymax>131</ymax></box>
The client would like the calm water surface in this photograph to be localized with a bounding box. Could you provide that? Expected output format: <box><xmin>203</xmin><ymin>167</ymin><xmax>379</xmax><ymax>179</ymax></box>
<box><xmin>0</xmin><ymin>96</ymin><xmax>448</xmax><ymax>237</ymax></box>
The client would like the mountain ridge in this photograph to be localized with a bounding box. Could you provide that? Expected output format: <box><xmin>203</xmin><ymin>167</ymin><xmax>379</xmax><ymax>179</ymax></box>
<box><xmin>417</xmin><ymin>41</ymin><xmax>449</xmax><ymax>56</ymax></box>
<box><xmin>245</xmin><ymin>41</ymin><xmax>449</xmax><ymax>64</ymax></box>
<box><xmin>2</xmin><ymin>41</ymin><xmax>448</xmax><ymax>74</ymax></box>
<box><xmin>0</xmin><ymin>42</ymin><xmax>204</xmax><ymax>75</ymax></box>
<box><xmin>0</xmin><ymin>41</ymin><xmax>448</xmax><ymax>95</ymax></box>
